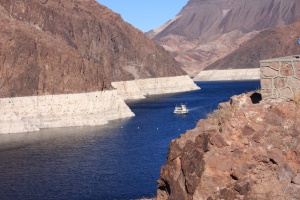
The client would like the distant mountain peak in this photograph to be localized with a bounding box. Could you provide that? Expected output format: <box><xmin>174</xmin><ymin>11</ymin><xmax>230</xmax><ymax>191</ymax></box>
<box><xmin>146</xmin><ymin>0</ymin><xmax>300</xmax><ymax>76</ymax></box>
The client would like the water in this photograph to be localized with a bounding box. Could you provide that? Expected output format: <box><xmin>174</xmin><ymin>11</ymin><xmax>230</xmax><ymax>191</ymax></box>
<box><xmin>0</xmin><ymin>81</ymin><xmax>260</xmax><ymax>200</ymax></box>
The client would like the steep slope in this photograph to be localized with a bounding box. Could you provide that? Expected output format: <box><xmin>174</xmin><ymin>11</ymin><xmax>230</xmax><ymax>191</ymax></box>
<box><xmin>204</xmin><ymin>20</ymin><xmax>300</xmax><ymax>70</ymax></box>
<box><xmin>0</xmin><ymin>0</ymin><xmax>186</xmax><ymax>98</ymax></box>
<box><xmin>157</xmin><ymin>91</ymin><xmax>300</xmax><ymax>199</ymax></box>
<box><xmin>146</xmin><ymin>0</ymin><xmax>300</xmax><ymax>76</ymax></box>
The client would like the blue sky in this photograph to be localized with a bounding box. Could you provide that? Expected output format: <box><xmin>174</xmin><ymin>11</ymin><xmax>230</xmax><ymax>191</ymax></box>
<box><xmin>97</xmin><ymin>0</ymin><xmax>188</xmax><ymax>32</ymax></box>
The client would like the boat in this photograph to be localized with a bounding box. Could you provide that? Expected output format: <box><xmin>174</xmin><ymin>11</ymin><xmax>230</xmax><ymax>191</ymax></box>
<box><xmin>173</xmin><ymin>104</ymin><xmax>189</xmax><ymax>114</ymax></box>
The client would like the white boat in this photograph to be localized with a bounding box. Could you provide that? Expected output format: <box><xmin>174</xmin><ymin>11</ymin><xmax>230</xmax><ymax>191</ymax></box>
<box><xmin>173</xmin><ymin>104</ymin><xmax>189</xmax><ymax>114</ymax></box>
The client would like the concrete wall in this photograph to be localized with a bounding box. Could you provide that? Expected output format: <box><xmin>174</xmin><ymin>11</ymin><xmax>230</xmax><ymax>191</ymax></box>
<box><xmin>193</xmin><ymin>69</ymin><xmax>260</xmax><ymax>81</ymax></box>
<box><xmin>0</xmin><ymin>91</ymin><xmax>135</xmax><ymax>134</ymax></box>
<box><xmin>260</xmin><ymin>55</ymin><xmax>300</xmax><ymax>100</ymax></box>
<box><xmin>112</xmin><ymin>75</ymin><xmax>200</xmax><ymax>100</ymax></box>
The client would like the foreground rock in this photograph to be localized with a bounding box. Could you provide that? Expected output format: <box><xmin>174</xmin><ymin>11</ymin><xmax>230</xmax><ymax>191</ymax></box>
<box><xmin>157</xmin><ymin>91</ymin><xmax>300</xmax><ymax>199</ymax></box>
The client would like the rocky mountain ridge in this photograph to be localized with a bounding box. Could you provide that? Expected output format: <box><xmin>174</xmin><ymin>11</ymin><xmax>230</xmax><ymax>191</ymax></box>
<box><xmin>157</xmin><ymin>91</ymin><xmax>300</xmax><ymax>199</ymax></box>
<box><xmin>147</xmin><ymin>0</ymin><xmax>300</xmax><ymax>75</ymax></box>
<box><xmin>0</xmin><ymin>0</ymin><xmax>185</xmax><ymax>98</ymax></box>
<box><xmin>205</xmin><ymin>19</ymin><xmax>300</xmax><ymax>70</ymax></box>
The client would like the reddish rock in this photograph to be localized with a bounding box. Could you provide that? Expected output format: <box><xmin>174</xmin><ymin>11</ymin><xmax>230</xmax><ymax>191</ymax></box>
<box><xmin>274</xmin><ymin>77</ymin><xmax>286</xmax><ymax>88</ymax></box>
<box><xmin>280</xmin><ymin>62</ymin><xmax>294</xmax><ymax>76</ymax></box>
<box><xmin>157</xmin><ymin>91</ymin><xmax>300</xmax><ymax>199</ymax></box>
<box><xmin>292</xmin><ymin>174</ymin><xmax>300</xmax><ymax>185</ymax></box>
<box><xmin>209</xmin><ymin>133</ymin><xmax>229</xmax><ymax>148</ymax></box>
<box><xmin>0</xmin><ymin>0</ymin><xmax>185</xmax><ymax>98</ymax></box>
<box><xmin>260</xmin><ymin>79</ymin><xmax>272</xmax><ymax>89</ymax></box>
<box><xmin>287</xmin><ymin>77</ymin><xmax>300</xmax><ymax>88</ymax></box>
<box><xmin>294</xmin><ymin>61</ymin><xmax>300</xmax><ymax>70</ymax></box>
<box><xmin>270</xmin><ymin>62</ymin><xmax>281</xmax><ymax>70</ymax></box>
<box><xmin>267</xmin><ymin>148</ymin><xmax>285</xmax><ymax>165</ymax></box>
<box><xmin>279</xmin><ymin>88</ymin><xmax>294</xmax><ymax>99</ymax></box>
<box><xmin>234</xmin><ymin>181</ymin><xmax>251</xmax><ymax>195</ymax></box>
<box><xmin>261</xmin><ymin>67</ymin><xmax>279</xmax><ymax>77</ymax></box>
<box><xmin>242</xmin><ymin>125</ymin><xmax>255</xmax><ymax>136</ymax></box>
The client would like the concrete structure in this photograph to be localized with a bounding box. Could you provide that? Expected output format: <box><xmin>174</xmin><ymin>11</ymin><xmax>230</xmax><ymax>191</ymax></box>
<box><xmin>0</xmin><ymin>91</ymin><xmax>134</xmax><ymax>134</ymax></box>
<box><xmin>112</xmin><ymin>75</ymin><xmax>200</xmax><ymax>100</ymax></box>
<box><xmin>193</xmin><ymin>69</ymin><xmax>260</xmax><ymax>81</ymax></box>
<box><xmin>260</xmin><ymin>55</ymin><xmax>300</xmax><ymax>100</ymax></box>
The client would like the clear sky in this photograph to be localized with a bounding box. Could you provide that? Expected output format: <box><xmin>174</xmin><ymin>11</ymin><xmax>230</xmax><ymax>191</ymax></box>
<box><xmin>96</xmin><ymin>0</ymin><xmax>188</xmax><ymax>32</ymax></box>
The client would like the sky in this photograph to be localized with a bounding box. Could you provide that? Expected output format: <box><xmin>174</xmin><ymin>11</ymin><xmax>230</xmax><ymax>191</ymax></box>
<box><xmin>96</xmin><ymin>0</ymin><xmax>188</xmax><ymax>32</ymax></box>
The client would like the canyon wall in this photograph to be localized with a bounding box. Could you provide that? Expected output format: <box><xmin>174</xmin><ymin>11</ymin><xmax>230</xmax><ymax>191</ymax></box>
<box><xmin>193</xmin><ymin>69</ymin><xmax>260</xmax><ymax>81</ymax></box>
<box><xmin>0</xmin><ymin>0</ymin><xmax>197</xmax><ymax>134</ymax></box>
<box><xmin>112</xmin><ymin>75</ymin><xmax>200</xmax><ymax>100</ymax></box>
<box><xmin>0</xmin><ymin>0</ymin><xmax>186</xmax><ymax>98</ymax></box>
<box><xmin>0</xmin><ymin>91</ymin><xmax>134</xmax><ymax>134</ymax></box>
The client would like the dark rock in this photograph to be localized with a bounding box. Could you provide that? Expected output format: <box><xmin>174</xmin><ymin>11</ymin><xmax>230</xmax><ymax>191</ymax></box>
<box><xmin>209</xmin><ymin>133</ymin><xmax>229</xmax><ymax>148</ymax></box>
<box><xmin>234</xmin><ymin>181</ymin><xmax>251</xmax><ymax>195</ymax></box>
<box><xmin>242</xmin><ymin>125</ymin><xmax>255</xmax><ymax>136</ymax></box>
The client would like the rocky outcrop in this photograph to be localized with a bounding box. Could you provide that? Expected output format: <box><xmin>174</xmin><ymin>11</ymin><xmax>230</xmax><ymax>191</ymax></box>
<box><xmin>157</xmin><ymin>91</ymin><xmax>300</xmax><ymax>199</ymax></box>
<box><xmin>0</xmin><ymin>0</ymin><xmax>186</xmax><ymax>98</ymax></box>
<box><xmin>193</xmin><ymin>69</ymin><xmax>260</xmax><ymax>81</ymax></box>
<box><xmin>146</xmin><ymin>0</ymin><xmax>300</xmax><ymax>76</ymax></box>
<box><xmin>0</xmin><ymin>90</ymin><xmax>134</xmax><ymax>134</ymax></box>
<box><xmin>112</xmin><ymin>75</ymin><xmax>200</xmax><ymax>100</ymax></box>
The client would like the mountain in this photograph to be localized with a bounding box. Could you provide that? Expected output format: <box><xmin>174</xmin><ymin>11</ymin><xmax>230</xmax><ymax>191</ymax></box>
<box><xmin>146</xmin><ymin>0</ymin><xmax>300</xmax><ymax>76</ymax></box>
<box><xmin>0</xmin><ymin>0</ymin><xmax>186</xmax><ymax>98</ymax></box>
<box><xmin>204</xmin><ymin>19</ymin><xmax>300</xmax><ymax>70</ymax></box>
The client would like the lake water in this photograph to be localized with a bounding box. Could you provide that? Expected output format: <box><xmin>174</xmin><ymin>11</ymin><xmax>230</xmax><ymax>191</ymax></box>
<box><xmin>0</xmin><ymin>81</ymin><xmax>260</xmax><ymax>200</ymax></box>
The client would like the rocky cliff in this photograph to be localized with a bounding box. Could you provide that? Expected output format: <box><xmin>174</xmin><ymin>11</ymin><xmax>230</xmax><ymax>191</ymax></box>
<box><xmin>146</xmin><ymin>0</ymin><xmax>300</xmax><ymax>75</ymax></box>
<box><xmin>205</xmin><ymin>20</ymin><xmax>300</xmax><ymax>71</ymax></box>
<box><xmin>0</xmin><ymin>0</ymin><xmax>186</xmax><ymax>98</ymax></box>
<box><xmin>157</xmin><ymin>91</ymin><xmax>300</xmax><ymax>199</ymax></box>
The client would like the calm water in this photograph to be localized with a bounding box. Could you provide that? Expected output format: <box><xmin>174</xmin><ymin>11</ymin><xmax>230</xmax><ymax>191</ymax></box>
<box><xmin>0</xmin><ymin>81</ymin><xmax>260</xmax><ymax>200</ymax></box>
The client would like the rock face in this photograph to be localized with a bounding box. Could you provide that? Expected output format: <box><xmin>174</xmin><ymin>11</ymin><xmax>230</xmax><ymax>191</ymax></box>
<box><xmin>205</xmin><ymin>20</ymin><xmax>300</xmax><ymax>71</ymax></box>
<box><xmin>146</xmin><ymin>0</ymin><xmax>300</xmax><ymax>76</ymax></box>
<box><xmin>157</xmin><ymin>91</ymin><xmax>300</xmax><ymax>199</ymax></box>
<box><xmin>0</xmin><ymin>0</ymin><xmax>186</xmax><ymax>98</ymax></box>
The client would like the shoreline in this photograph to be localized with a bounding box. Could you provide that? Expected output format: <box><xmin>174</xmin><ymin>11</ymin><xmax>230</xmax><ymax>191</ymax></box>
<box><xmin>0</xmin><ymin>76</ymin><xmax>199</xmax><ymax>134</ymax></box>
<box><xmin>193</xmin><ymin>68</ymin><xmax>260</xmax><ymax>81</ymax></box>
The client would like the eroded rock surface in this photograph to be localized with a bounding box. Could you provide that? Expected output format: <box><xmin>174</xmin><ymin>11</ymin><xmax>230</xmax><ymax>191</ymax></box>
<box><xmin>147</xmin><ymin>0</ymin><xmax>300</xmax><ymax>76</ymax></box>
<box><xmin>0</xmin><ymin>0</ymin><xmax>185</xmax><ymax>98</ymax></box>
<box><xmin>157</xmin><ymin>92</ymin><xmax>300</xmax><ymax>200</ymax></box>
